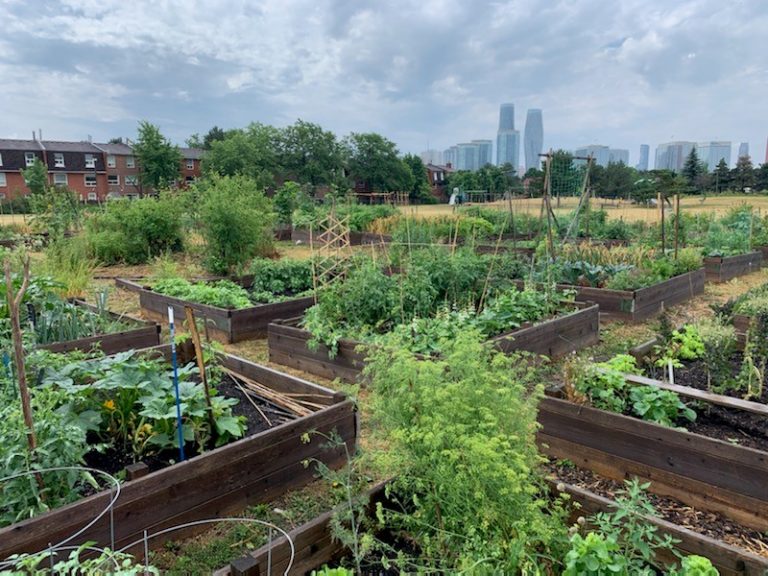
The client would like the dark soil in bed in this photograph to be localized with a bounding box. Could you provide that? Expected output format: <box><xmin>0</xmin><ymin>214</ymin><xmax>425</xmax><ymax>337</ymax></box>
<box><xmin>646</xmin><ymin>354</ymin><xmax>768</xmax><ymax>452</ymax></box>
<box><xmin>84</xmin><ymin>371</ymin><xmax>296</xmax><ymax>476</ymax></box>
<box><xmin>547</xmin><ymin>460</ymin><xmax>768</xmax><ymax>558</ymax></box>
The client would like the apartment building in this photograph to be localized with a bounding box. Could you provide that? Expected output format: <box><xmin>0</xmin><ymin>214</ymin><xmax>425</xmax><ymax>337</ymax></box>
<box><xmin>0</xmin><ymin>134</ymin><xmax>203</xmax><ymax>202</ymax></box>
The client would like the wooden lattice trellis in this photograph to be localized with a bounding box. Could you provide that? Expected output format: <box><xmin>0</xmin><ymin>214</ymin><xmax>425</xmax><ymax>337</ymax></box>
<box><xmin>310</xmin><ymin>209</ymin><xmax>352</xmax><ymax>297</ymax></box>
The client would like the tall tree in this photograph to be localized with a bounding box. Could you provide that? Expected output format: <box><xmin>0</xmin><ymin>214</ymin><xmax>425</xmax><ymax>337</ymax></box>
<box><xmin>21</xmin><ymin>158</ymin><xmax>48</xmax><ymax>195</ymax></box>
<box><xmin>755</xmin><ymin>163</ymin><xmax>768</xmax><ymax>192</ymax></box>
<box><xmin>712</xmin><ymin>158</ymin><xmax>731</xmax><ymax>193</ymax></box>
<box><xmin>402</xmin><ymin>153</ymin><xmax>431</xmax><ymax>202</ymax></box>
<box><xmin>594</xmin><ymin>162</ymin><xmax>636</xmax><ymax>199</ymax></box>
<box><xmin>343</xmin><ymin>133</ymin><xmax>410</xmax><ymax>192</ymax></box>
<box><xmin>277</xmin><ymin>120</ymin><xmax>342</xmax><ymax>186</ymax></box>
<box><xmin>732</xmin><ymin>155</ymin><xmax>755</xmax><ymax>191</ymax></box>
<box><xmin>133</xmin><ymin>121</ymin><xmax>182</xmax><ymax>191</ymax></box>
<box><xmin>682</xmin><ymin>148</ymin><xmax>702</xmax><ymax>192</ymax></box>
<box><xmin>202</xmin><ymin>123</ymin><xmax>280</xmax><ymax>189</ymax></box>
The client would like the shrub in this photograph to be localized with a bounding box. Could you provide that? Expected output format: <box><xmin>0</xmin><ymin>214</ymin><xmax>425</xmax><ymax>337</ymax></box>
<box><xmin>197</xmin><ymin>175</ymin><xmax>275</xmax><ymax>274</ymax></box>
<box><xmin>84</xmin><ymin>194</ymin><xmax>184</xmax><ymax>265</ymax></box>
<box><xmin>247</xmin><ymin>258</ymin><xmax>314</xmax><ymax>302</ymax></box>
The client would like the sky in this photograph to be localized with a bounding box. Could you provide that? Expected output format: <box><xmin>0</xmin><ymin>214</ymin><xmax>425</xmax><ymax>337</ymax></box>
<box><xmin>1</xmin><ymin>0</ymin><xmax>767</xmax><ymax>167</ymax></box>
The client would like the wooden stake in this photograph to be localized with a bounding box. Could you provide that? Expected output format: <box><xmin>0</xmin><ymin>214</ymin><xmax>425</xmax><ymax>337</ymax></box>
<box><xmin>184</xmin><ymin>306</ymin><xmax>216</xmax><ymax>434</ymax></box>
<box><xmin>658</xmin><ymin>192</ymin><xmax>666</xmax><ymax>253</ymax></box>
<box><xmin>674</xmin><ymin>194</ymin><xmax>681</xmax><ymax>259</ymax></box>
<box><xmin>4</xmin><ymin>257</ymin><xmax>42</xmax><ymax>490</ymax></box>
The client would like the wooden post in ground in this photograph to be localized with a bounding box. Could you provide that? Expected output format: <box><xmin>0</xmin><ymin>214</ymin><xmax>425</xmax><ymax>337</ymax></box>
<box><xmin>185</xmin><ymin>306</ymin><xmax>216</xmax><ymax>434</ymax></box>
<box><xmin>658</xmin><ymin>192</ymin><xmax>666</xmax><ymax>253</ymax></box>
<box><xmin>674</xmin><ymin>194</ymin><xmax>680</xmax><ymax>259</ymax></box>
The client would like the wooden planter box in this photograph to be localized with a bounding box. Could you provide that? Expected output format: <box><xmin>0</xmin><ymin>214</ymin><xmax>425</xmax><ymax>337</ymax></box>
<box><xmin>704</xmin><ymin>252</ymin><xmax>763</xmax><ymax>283</ymax></box>
<box><xmin>217</xmin><ymin>478</ymin><xmax>768</xmax><ymax>576</ymax></box>
<box><xmin>537</xmin><ymin>396</ymin><xmax>768</xmax><ymax>533</ymax></box>
<box><xmin>39</xmin><ymin>300</ymin><xmax>160</xmax><ymax>355</ymax></box>
<box><xmin>0</xmin><ymin>346</ymin><xmax>357</xmax><ymax>559</ymax></box>
<box><xmin>560</xmin><ymin>269</ymin><xmax>706</xmax><ymax>323</ymax></box>
<box><xmin>268</xmin><ymin>304</ymin><xmax>600</xmax><ymax>384</ymax></box>
<box><xmin>116</xmin><ymin>278</ymin><xmax>315</xmax><ymax>344</ymax></box>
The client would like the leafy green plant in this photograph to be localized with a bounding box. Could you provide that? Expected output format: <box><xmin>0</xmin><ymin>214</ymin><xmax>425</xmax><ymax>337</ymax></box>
<box><xmin>195</xmin><ymin>174</ymin><xmax>276</xmax><ymax>274</ymax></box>
<box><xmin>247</xmin><ymin>258</ymin><xmax>314</xmax><ymax>302</ymax></box>
<box><xmin>629</xmin><ymin>386</ymin><xmax>696</xmax><ymax>427</ymax></box>
<box><xmin>153</xmin><ymin>278</ymin><xmax>252</xmax><ymax>309</ymax></box>
<box><xmin>669</xmin><ymin>555</ymin><xmax>720</xmax><ymax>576</ymax></box>
<box><xmin>310</xmin><ymin>568</ymin><xmax>354</xmax><ymax>576</ymax></box>
<box><xmin>5</xmin><ymin>542</ymin><xmax>159</xmax><ymax>575</ymax></box>
<box><xmin>364</xmin><ymin>332</ymin><xmax>569</xmax><ymax>573</ymax></box>
<box><xmin>563</xmin><ymin>532</ymin><xmax>627</xmax><ymax>575</ymax></box>
<box><xmin>84</xmin><ymin>194</ymin><xmax>184</xmax><ymax>265</ymax></box>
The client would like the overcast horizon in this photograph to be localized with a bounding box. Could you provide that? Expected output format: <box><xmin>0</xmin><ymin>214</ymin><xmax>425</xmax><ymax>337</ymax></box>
<box><xmin>1</xmin><ymin>0</ymin><xmax>767</xmax><ymax>167</ymax></box>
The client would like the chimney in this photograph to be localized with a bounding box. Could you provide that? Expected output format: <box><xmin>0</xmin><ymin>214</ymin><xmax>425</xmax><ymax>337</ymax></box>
<box><xmin>38</xmin><ymin>129</ymin><xmax>42</xmax><ymax>141</ymax></box>
<box><xmin>32</xmin><ymin>130</ymin><xmax>36</xmax><ymax>141</ymax></box>
<box><xmin>87</xmin><ymin>134</ymin><xmax>92</xmax><ymax>143</ymax></box>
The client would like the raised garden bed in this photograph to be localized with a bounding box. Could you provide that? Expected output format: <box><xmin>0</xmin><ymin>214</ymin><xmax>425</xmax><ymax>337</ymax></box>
<box><xmin>537</xmin><ymin>395</ymin><xmax>768</xmax><ymax>533</ymax></box>
<box><xmin>268</xmin><ymin>303</ymin><xmax>600</xmax><ymax>384</ymax></box>
<box><xmin>216</xmin><ymin>476</ymin><xmax>768</xmax><ymax>576</ymax></box>
<box><xmin>115</xmin><ymin>278</ymin><xmax>315</xmax><ymax>343</ymax></box>
<box><xmin>39</xmin><ymin>300</ymin><xmax>160</xmax><ymax>355</ymax></box>
<box><xmin>0</xmin><ymin>343</ymin><xmax>357</xmax><ymax>560</ymax></box>
<box><xmin>704</xmin><ymin>251</ymin><xmax>763</xmax><ymax>283</ymax></box>
<box><xmin>560</xmin><ymin>269</ymin><xmax>705</xmax><ymax>323</ymax></box>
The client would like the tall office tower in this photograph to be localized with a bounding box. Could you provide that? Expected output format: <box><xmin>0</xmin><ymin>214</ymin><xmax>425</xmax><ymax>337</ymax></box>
<box><xmin>420</xmin><ymin>149</ymin><xmax>444</xmax><ymax>165</ymax></box>
<box><xmin>738</xmin><ymin>142</ymin><xmax>749</xmax><ymax>159</ymax></box>
<box><xmin>456</xmin><ymin>143</ymin><xmax>480</xmax><ymax>171</ymax></box>
<box><xmin>609</xmin><ymin>148</ymin><xmax>629</xmax><ymax>165</ymax></box>
<box><xmin>696</xmin><ymin>141</ymin><xmax>732</xmax><ymax>171</ymax></box>
<box><xmin>654</xmin><ymin>141</ymin><xmax>695</xmax><ymax>171</ymax></box>
<box><xmin>496</xmin><ymin>131</ymin><xmax>520</xmax><ymax>168</ymax></box>
<box><xmin>637</xmin><ymin>144</ymin><xmax>649</xmax><ymax>171</ymax></box>
<box><xmin>524</xmin><ymin>109</ymin><xmax>543</xmax><ymax>171</ymax></box>
<box><xmin>443</xmin><ymin>146</ymin><xmax>458</xmax><ymax>167</ymax></box>
<box><xmin>496</xmin><ymin>103</ymin><xmax>520</xmax><ymax>168</ymax></box>
<box><xmin>498</xmin><ymin>103</ymin><xmax>515</xmax><ymax>132</ymax></box>
<box><xmin>573</xmin><ymin>145</ymin><xmax>629</xmax><ymax>167</ymax></box>
<box><xmin>472</xmin><ymin>139</ymin><xmax>493</xmax><ymax>168</ymax></box>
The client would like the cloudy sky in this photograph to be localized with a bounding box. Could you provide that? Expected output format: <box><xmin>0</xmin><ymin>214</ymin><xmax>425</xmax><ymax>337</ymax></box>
<box><xmin>1</xmin><ymin>0</ymin><xmax>767</xmax><ymax>167</ymax></box>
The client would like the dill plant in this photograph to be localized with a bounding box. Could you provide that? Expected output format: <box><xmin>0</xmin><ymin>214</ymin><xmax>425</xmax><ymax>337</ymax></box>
<box><xmin>363</xmin><ymin>331</ymin><xmax>568</xmax><ymax>573</ymax></box>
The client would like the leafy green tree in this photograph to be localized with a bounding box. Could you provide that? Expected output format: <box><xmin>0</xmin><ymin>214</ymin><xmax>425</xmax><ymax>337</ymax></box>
<box><xmin>201</xmin><ymin>123</ymin><xmax>280</xmax><ymax>189</ymax></box>
<box><xmin>712</xmin><ymin>158</ymin><xmax>731</xmax><ymax>193</ymax></box>
<box><xmin>273</xmin><ymin>181</ymin><xmax>303</xmax><ymax>225</ymax></box>
<box><xmin>755</xmin><ymin>163</ymin><xmax>768</xmax><ymax>192</ymax></box>
<box><xmin>132</xmin><ymin>121</ymin><xmax>182</xmax><ymax>191</ymax></box>
<box><xmin>343</xmin><ymin>132</ymin><xmax>410</xmax><ymax>192</ymax></box>
<box><xmin>401</xmin><ymin>154</ymin><xmax>432</xmax><ymax>203</ymax></box>
<box><xmin>593</xmin><ymin>162</ymin><xmax>636</xmax><ymax>199</ymax></box>
<box><xmin>550</xmin><ymin>150</ymin><xmax>585</xmax><ymax>198</ymax></box>
<box><xmin>682</xmin><ymin>148</ymin><xmax>703</xmax><ymax>192</ymax></box>
<box><xmin>523</xmin><ymin>167</ymin><xmax>545</xmax><ymax>197</ymax></box>
<box><xmin>22</xmin><ymin>158</ymin><xmax>48</xmax><ymax>196</ymax></box>
<box><xmin>732</xmin><ymin>155</ymin><xmax>755</xmax><ymax>191</ymax></box>
<box><xmin>196</xmin><ymin>174</ymin><xmax>275</xmax><ymax>274</ymax></box>
<box><xmin>277</xmin><ymin>120</ymin><xmax>343</xmax><ymax>187</ymax></box>
<box><xmin>186</xmin><ymin>126</ymin><xmax>227</xmax><ymax>150</ymax></box>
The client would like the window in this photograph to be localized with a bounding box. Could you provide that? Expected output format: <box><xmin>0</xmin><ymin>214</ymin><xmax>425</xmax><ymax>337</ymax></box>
<box><xmin>0</xmin><ymin>193</ymin><xmax>6</xmax><ymax>200</ymax></box>
<box><xmin>84</xmin><ymin>174</ymin><xmax>97</xmax><ymax>187</ymax></box>
<box><xmin>125</xmin><ymin>175</ymin><xmax>139</xmax><ymax>186</ymax></box>
<box><xmin>107</xmin><ymin>155</ymin><xmax>116</xmax><ymax>168</ymax></box>
<box><xmin>53</xmin><ymin>173</ymin><xmax>68</xmax><ymax>186</ymax></box>
<box><xmin>87</xmin><ymin>192</ymin><xmax>97</xmax><ymax>202</ymax></box>
<box><xmin>186</xmin><ymin>159</ymin><xmax>194</xmax><ymax>170</ymax></box>
<box><xmin>0</xmin><ymin>153</ymin><xmax>3</xmax><ymax>166</ymax></box>
<box><xmin>25</xmin><ymin>152</ymin><xmax>36</xmax><ymax>167</ymax></box>
<box><xmin>126</xmin><ymin>156</ymin><xmax>135</xmax><ymax>168</ymax></box>
<box><xmin>108</xmin><ymin>174</ymin><xmax>120</xmax><ymax>185</ymax></box>
<box><xmin>54</xmin><ymin>153</ymin><xmax>65</xmax><ymax>168</ymax></box>
<box><xmin>0</xmin><ymin>173</ymin><xmax>6</xmax><ymax>187</ymax></box>
<box><xmin>85</xmin><ymin>154</ymin><xmax>96</xmax><ymax>168</ymax></box>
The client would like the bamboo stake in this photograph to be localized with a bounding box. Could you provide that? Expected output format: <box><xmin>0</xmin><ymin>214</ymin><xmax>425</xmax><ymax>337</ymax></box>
<box><xmin>674</xmin><ymin>194</ymin><xmax>681</xmax><ymax>259</ymax></box>
<box><xmin>233</xmin><ymin>381</ymin><xmax>272</xmax><ymax>426</ymax></box>
<box><xmin>222</xmin><ymin>368</ymin><xmax>312</xmax><ymax>417</ymax></box>
<box><xmin>184</xmin><ymin>306</ymin><xmax>216</xmax><ymax>434</ymax></box>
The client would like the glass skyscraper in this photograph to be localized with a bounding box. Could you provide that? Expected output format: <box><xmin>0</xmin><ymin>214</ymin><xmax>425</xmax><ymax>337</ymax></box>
<box><xmin>524</xmin><ymin>109</ymin><xmax>543</xmax><ymax>172</ymax></box>
<box><xmin>697</xmin><ymin>141</ymin><xmax>731</xmax><ymax>170</ymax></box>
<box><xmin>655</xmin><ymin>141</ymin><xmax>695</xmax><ymax>171</ymax></box>
<box><xmin>637</xmin><ymin>144</ymin><xmax>649</xmax><ymax>171</ymax></box>
<box><xmin>738</xmin><ymin>142</ymin><xmax>749</xmax><ymax>159</ymax></box>
<box><xmin>496</xmin><ymin>103</ymin><xmax>520</xmax><ymax>168</ymax></box>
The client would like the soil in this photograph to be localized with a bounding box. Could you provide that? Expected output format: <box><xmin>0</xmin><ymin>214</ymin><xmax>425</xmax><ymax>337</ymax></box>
<box><xmin>547</xmin><ymin>460</ymin><xmax>768</xmax><ymax>558</ymax></box>
<box><xmin>84</xmin><ymin>371</ymin><xmax>296</xmax><ymax>476</ymax></box>
<box><xmin>645</xmin><ymin>354</ymin><xmax>768</xmax><ymax>452</ymax></box>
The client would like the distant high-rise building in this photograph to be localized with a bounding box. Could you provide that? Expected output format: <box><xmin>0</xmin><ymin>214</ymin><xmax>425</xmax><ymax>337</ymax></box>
<box><xmin>655</xmin><ymin>141</ymin><xmax>695</xmax><ymax>171</ymax></box>
<box><xmin>456</xmin><ymin>143</ymin><xmax>480</xmax><ymax>171</ymax></box>
<box><xmin>738</xmin><ymin>142</ymin><xmax>749</xmax><ymax>159</ymax></box>
<box><xmin>524</xmin><ymin>109</ymin><xmax>543</xmax><ymax>172</ymax></box>
<box><xmin>472</xmin><ymin>139</ymin><xmax>493</xmax><ymax>168</ymax></box>
<box><xmin>420</xmin><ymin>149</ymin><xmax>444</xmax><ymax>165</ymax></box>
<box><xmin>696</xmin><ymin>141</ymin><xmax>731</xmax><ymax>171</ymax></box>
<box><xmin>443</xmin><ymin>146</ymin><xmax>458</xmax><ymax>167</ymax></box>
<box><xmin>496</xmin><ymin>103</ymin><xmax>520</xmax><ymax>168</ymax></box>
<box><xmin>637</xmin><ymin>144</ymin><xmax>649</xmax><ymax>171</ymax></box>
<box><xmin>765</xmin><ymin>137</ymin><xmax>768</xmax><ymax>164</ymax></box>
<box><xmin>498</xmin><ymin>103</ymin><xmax>515</xmax><ymax>132</ymax></box>
<box><xmin>574</xmin><ymin>145</ymin><xmax>629</xmax><ymax>167</ymax></box>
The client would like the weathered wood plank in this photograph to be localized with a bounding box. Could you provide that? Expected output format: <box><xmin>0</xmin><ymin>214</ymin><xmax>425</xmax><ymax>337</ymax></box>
<box><xmin>705</xmin><ymin>252</ymin><xmax>763</xmax><ymax>283</ymax></box>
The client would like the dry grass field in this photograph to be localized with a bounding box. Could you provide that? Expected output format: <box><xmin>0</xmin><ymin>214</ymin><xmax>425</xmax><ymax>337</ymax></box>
<box><xmin>401</xmin><ymin>194</ymin><xmax>768</xmax><ymax>223</ymax></box>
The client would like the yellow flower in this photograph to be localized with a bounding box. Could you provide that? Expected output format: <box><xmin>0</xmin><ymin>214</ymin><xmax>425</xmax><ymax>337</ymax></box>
<box><xmin>103</xmin><ymin>400</ymin><xmax>116</xmax><ymax>411</ymax></box>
